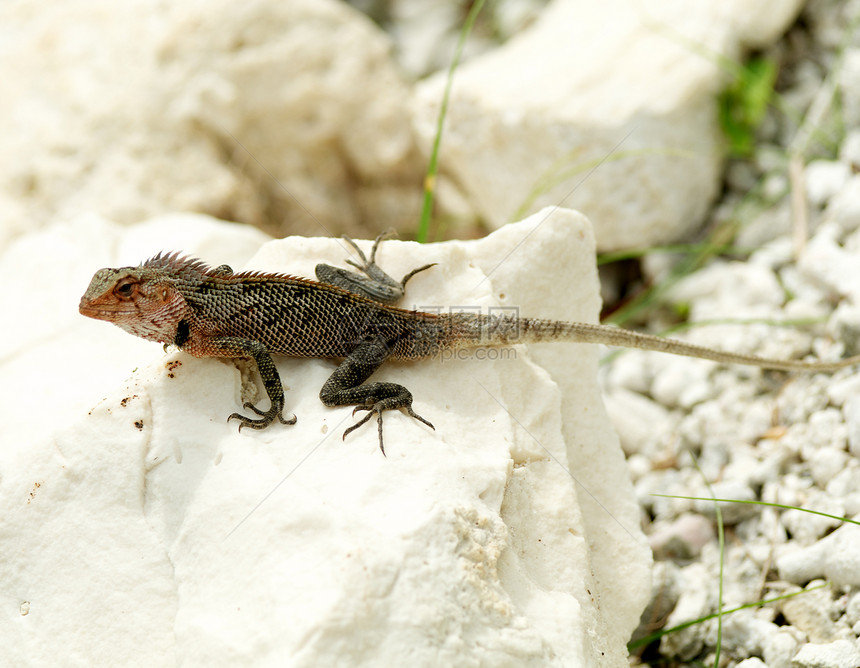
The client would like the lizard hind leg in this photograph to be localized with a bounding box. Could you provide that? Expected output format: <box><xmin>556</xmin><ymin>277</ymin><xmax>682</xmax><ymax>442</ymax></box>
<box><xmin>319</xmin><ymin>339</ymin><xmax>435</xmax><ymax>455</ymax></box>
<box><xmin>315</xmin><ymin>231</ymin><xmax>435</xmax><ymax>305</ymax></box>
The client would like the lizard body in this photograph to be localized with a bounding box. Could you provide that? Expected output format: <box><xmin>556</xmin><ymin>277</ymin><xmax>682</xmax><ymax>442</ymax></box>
<box><xmin>79</xmin><ymin>234</ymin><xmax>860</xmax><ymax>453</ymax></box>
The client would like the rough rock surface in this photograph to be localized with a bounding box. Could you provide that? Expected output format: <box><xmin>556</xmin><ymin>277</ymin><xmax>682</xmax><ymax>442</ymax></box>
<box><xmin>0</xmin><ymin>208</ymin><xmax>649</xmax><ymax>666</ymax></box>
<box><xmin>412</xmin><ymin>0</ymin><xmax>804</xmax><ymax>251</ymax></box>
<box><xmin>0</xmin><ymin>0</ymin><xmax>422</xmax><ymax>247</ymax></box>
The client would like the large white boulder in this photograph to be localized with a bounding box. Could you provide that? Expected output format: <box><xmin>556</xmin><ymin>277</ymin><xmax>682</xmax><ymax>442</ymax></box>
<box><xmin>412</xmin><ymin>0</ymin><xmax>804</xmax><ymax>251</ymax></box>
<box><xmin>0</xmin><ymin>208</ymin><xmax>649</xmax><ymax>665</ymax></box>
<box><xmin>0</xmin><ymin>0</ymin><xmax>421</xmax><ymax>247</ymax></box>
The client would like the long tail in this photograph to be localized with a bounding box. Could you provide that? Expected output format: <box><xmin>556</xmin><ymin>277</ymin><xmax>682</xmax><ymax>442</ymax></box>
<box><xmin>444</xmin><ymin>313</ymin><xmax>860</xmax><ymax>372</ymax></box>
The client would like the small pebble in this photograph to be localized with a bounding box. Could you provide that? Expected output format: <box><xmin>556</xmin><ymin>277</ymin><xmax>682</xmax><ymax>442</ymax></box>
<box><xmin>825</xmin><ymin>526</ymin><xmax>860</xmax><ymax>587</ymax></box>
<box><xmin>791</xmin><ymin>638</ymin><xmax>860</xmax><ymax>668</ymax></box>
<box><xmin>763</xmin><ymin>629</ymin><xmax>805</xmax><ymax>668</ymax></box>
<box><xmin>648</xmin><ymin>513</ymin><xmax>714</xmax><ymax>560</ymax></box>
<box><xmin>805</xmin><ymin>159</ymin><xmax>851</xmax><ymax>207</ymax></box>
<box><xmin>779</xmin><ymin>581</ymin><xmax>846</xmax><ymax>643</ymax></box>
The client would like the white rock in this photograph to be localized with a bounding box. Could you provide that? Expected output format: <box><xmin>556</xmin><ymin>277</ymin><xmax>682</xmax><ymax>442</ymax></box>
<box><xmin>764</xmin><ymin>628</ymin><xmax>806</xmax><ymax>668</ymax></box>
<box><xmin>779</xmin><ymin>582</ymin><xmax>848</xmax><ymax>644</ymax></box>
<box><xmin>781</xmin><ymin>411</ymin><xmax>848</xmax><ymax>462</ymax></box>
<box><xmin>805</xmin><ymin>160</ymin><xmax>852</xmax><ymax>207</ymax></box>
<box><xmin>735</xmin><ymin>658</ymin><xmax>767</xmax><ymax>668</ymax></box>
<box><xmin>825</xmin><ymin>462</ymin><xmax>860</xmax><ymax>499</ymax></box>
<box><xmin>800</xmin><ymin>223</ymin><xmax>860</xmax><ymax>302</ymax></box>
<box><xmin>777</xmin><ymin>376</ymin><xmax>831</xmax><ymax>426</ymax></box>
<box><xmin>650</xmin><ymin>356</ymin><xmax>715</xmax><ymax>409</ymax></box>
<box><xmin>737</xmin><ymin>502</ymin><xmax>786</xmax><ymax>547</ymax></box>
<box><xmin>842</xmin><ymin>493</ymin><xmax>860</xmax><ymax>518</ymax></box>
<box><xmin>791</xmin><ymin>639</ymin><xmax>860</xmax><ymax>668</ymax></box>
<box><xmin>845</xmin><ymin>397</ymin><xmax>860</xmax><ymax>458</ymax></box>
<box><xmin>602</xmin><ymin>387</ymin><xmax>672</xmax><ymax>456</ymax></box>
<box><xmin>625</xmin><ymin>453</ymin><xmax>651</xmax><ymax>481</ymax></box>
<box><xmin>0</xmin><ymin>208</ymin><xmax>650</xmax><ymax>666</ymax></box>
<box><xmin>809</xmin><ymin>448</ymin><xmax>850</xmax><ymax>489</ymax></box>
<box><xmin>806</xmin><ymin>407</ymin><xmax>849</xmax><ymax>447</ymax></box>
<box><xmin>648</xmin><ymin>513</ymin><xmax>715</xmax><ymax>560</ymax></box>
<box><xmin>829</xmin><ymin>304</ymin><xmax>860</xmax><ymax>362</ymax></box>
<box><xmin>658</xmin><ymin>563</ymin><xmax>713</xmax><ymax>660</ymax></box>
<box><xmin>826</xmin><ymin>374</ymin><xmax>860</xmax><ymax>407</ymax></box>
<box><xmin>779</xmin><ymin>521</ymin><xmax>860</xmax><ymax>589</ymax></box>
<box><xmin>776</xmin><ymin>541</ymin><xmax>829</xmax><ymax>585</ymax></box>
<box><xmin>693</xmin><ymin>481</ymin><xmax>758</xmax><ymax>525</ymax></box>
<box><xmin>0</xmin><ymin>0</ymin><xmax>421</xmax><ymax>246</ymax></box>
<box><xmin>781</xmin><ymin>493</ymin><xmax>844</xmax><ymax>544</ymax></box>
<box><xmin>840</xmin><ymin>130</ymin><xmax>860</xmax><ymax>167</ymax></box>
<box><xmin>823</xmin><ymin>525</ymin><xmax>860</xmax><ymax>587</ymax></box>
<box><xmin>750</xmin><ymin>442</ymin><xmax>793</xmax><ymax>490</ymax></box>
<box><xmin>636</xmin><ymin>469</ymin><xmax>695</xmax><ymax>520</ymax></box>
<box><xmin>735</xmin><ymin>656</ymin><xmax>768</xmax><ymax>668</ymax></box>
<box><xmin>841</xmin><ymin>47</ymin><xmax>860</xmax><ymax>128</ymax></box>
<box><xmin>412</xmin><ymin>0</ymin><xmax>804</xmax><ymax>251</ymax></box>
<box><xmin>778</xmin><ymin>269</ymin><xmax>834</xmax><ymax>322</ymax></box>
<box><xmin>824</xmin><ymin>174</ymin><xmax>860</xmax><ymax>234</ymax></box>
<box><xmin>720</xmin><ymin>612</ymin><xmax>778</xmax><ymax>659</ymax></box>
<box><xmin>724</xmin><ymin>446</ymin><xmax>768</xmax><ymax>489</ymax></box>
<box><xmin>845</xmin><ymin>591</ymin><xmax>860</xmax><ymax>626</ymax></box>
<box><xmin>737</xmin><ymin>198</ymin><xmax>793</xmax><ymax>249</ymax></box>
<box><xmin>664</xmin><ymin>260</ymin><xmax>811</xmax><ymax>362</ymax></box>
<box><xmin>601</xmin><ymin>349</ymin><xmax>654</xmax><ymax>396</ymax></box>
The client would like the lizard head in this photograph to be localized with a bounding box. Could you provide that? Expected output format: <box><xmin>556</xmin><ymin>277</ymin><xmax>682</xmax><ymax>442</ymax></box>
<box><xmin>79</xmin><ymin>266</ymin><xmax>187</xmax><ymax>343</ymax></box>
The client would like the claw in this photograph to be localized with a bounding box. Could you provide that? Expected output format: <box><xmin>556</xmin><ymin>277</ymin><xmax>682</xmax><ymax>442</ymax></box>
<box><xmin>227</xmin><ymin>405</ymin><xmax>296</xmax><ymax>430</ymax></box>
<box><xmin>368</xmin><ymin>229</ymin><xmax>397</xmax><ymax>264</ymax></box>
<box><xmin>400</xmin><ymin>262</ymin><xmax>436</xmax><ymax>288</ymax></box>
<box><xmin>243</xmin><ymin>401</ymin><xmax>267</xmax><ymax>416</ymax></box>
<box><xmin>341</xmin><ymin>235</ymin><xmax>369</xmax><ymax>266</ymax></box>
<box><xmin>341</xmin><ymin>229</ymin><xmax>397</xmax><ymax>273</ymax></box>
<box><xmin>405</xmin><ymin>406</ymin><xmax>435</xmax><ymax>431</ymax></box>
<box><xmin>341</xmin><ymin>401</ymin><xmax>434</xmax><ymax>457</ymax></box>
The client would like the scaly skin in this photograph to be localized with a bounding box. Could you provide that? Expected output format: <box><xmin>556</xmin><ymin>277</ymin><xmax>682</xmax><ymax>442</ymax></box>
<box><xmin>80</xmin><ymin>234</ymin><xmax>860</xmax><ymax>453</ymax></box>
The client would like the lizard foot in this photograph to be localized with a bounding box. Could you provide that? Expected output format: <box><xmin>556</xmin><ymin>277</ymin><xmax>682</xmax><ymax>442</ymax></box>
<box><xmin>315</xmin><ymin>231</ymin><xmax>436</xmax><ymax>304</ymax></box>
<box><xmin>228</xmin><ymin>402</ymin><xmax>296</xmax><ymax>431</ymax></box>
<box><xmin>342</xmin><ymin>400</ymin><xmax>435</xmax><ymax>456</ymax></box>
<box><xmin>344</xmin><ymin>231</ymin><xmax>436</xmax><ymax>287</ymax></box>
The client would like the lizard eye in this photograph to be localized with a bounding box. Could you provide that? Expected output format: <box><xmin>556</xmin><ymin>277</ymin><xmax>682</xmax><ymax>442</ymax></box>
<box><xmin>114</xmin><ymin>280</ymin><xmax>135</xmax><ymax>298</ymax></box>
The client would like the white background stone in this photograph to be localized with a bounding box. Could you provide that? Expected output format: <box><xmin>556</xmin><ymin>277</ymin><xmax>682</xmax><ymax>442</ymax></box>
<box><xmin>412</xmin><ymin>0</ymin><xmax>804</xmax><ymax>251</ymax></box>
<box><xmin>0</xmin><ymin>0</ymin><xmax>423</xmax><ymax>247</ymax></box>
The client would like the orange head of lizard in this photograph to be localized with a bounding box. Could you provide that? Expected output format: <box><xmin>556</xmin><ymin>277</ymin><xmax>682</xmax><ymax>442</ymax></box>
<box><xmin>79</xmin><ymin>266</ymin><xmax>187</xmax><ymax>344</ymax></box>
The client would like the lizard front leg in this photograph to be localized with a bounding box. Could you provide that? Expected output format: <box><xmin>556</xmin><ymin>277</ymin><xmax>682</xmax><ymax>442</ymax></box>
<box><xmin>202</xmin><ymin>336</ymin><xmax>296</xmax><ymax>430</ymax></box>
<box><xmin>315</xmin><ymin>231</ymin><xmax>435</xmax><ymax>304</ymax></box>
<box><xmin>319</xmin><ymin>337</ymin><xmax>434</xmax><ymax>455</ymax></box>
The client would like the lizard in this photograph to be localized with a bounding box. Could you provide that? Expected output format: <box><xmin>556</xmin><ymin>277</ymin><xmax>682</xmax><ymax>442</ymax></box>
<box><xmin>79</xmin><ymin>232</ymin><xmax>860</xmax><ymax>454</ymax></box>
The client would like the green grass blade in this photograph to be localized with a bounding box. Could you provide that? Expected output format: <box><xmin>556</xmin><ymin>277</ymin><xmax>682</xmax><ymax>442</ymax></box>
<box><xmin>651</xmin><ymin>495</ymin><xmax>860</xmax><ymax>527</ymax></box>
<box><xmin>627</xmin><ymin>583</ymin><xmax>829</xmax><ymax>652</ymax></box>
<box><xmin>416</xmin><ymin>0</ymin><xmax>486</xmax><ymax>243</ymax></box>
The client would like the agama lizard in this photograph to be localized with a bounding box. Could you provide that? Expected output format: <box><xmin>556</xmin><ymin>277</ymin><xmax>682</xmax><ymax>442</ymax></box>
<box><xmin>79</xmin><ymin>232</ymin><xmax>860</xmax><ymax>454</ymax></box>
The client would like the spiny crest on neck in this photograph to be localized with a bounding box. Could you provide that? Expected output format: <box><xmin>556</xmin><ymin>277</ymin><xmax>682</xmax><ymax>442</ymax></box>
<box><xmin>144</xmin><ymin>251</ymin><xmax>213</xmax><ymax>280</ymax></box>
<box><xmin>144</xmin><ymin>250</ymin><xmax>317</xmax><ymax>285</ymax></box>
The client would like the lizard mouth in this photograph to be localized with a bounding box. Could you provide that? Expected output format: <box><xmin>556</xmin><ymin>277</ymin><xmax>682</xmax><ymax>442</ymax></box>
<box><xmin>79</xmin><ymin>301</ymin><xmax>128</xmax><ymax>318</ymax></box>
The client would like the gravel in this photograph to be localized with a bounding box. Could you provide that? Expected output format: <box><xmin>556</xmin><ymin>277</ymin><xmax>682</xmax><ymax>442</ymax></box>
<box><xmin>605</xmin><ymin>1</ymin><xmax>860</xmax><ymax>664</ymax></box>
